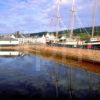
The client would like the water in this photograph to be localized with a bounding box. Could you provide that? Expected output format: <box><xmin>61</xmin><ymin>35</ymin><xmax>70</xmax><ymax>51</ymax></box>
<box><xmin>0</xmin><ymin>51</ymin><xmax>100</xmax><ymax>100</ymax></box>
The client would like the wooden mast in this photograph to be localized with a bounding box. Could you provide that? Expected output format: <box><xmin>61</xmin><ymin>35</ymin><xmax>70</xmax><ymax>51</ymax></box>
<box><xmin>56</xmin><ymin>0</ymin><xmax>60</xmax><ymax>39</ymax></box>
<box><xmin>70</xmin><ymin>0</ymin><xmax>75</xmax><ymax>38</ymax></box>
<box><xmin>92</xmin><ymin>0</ymin><xmax>97</xmax><ymax>38</ymax></box>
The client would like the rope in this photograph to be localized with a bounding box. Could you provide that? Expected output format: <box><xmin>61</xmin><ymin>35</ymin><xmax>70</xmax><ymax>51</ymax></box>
<box><xmin>75</xmin><ymin>13</ymin><xmax>90</xmax><ymax>34</ymax></box>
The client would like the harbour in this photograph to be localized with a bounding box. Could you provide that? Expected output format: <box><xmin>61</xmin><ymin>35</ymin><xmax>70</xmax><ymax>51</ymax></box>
<box><xmin>0</xmin><ymin>50</ymin><xmax>99</xmax><ymax>100</ymax></box>
<box><xmin>0</xmin><ymin>0</ymin><xmax>100</xmax><ymax>100</ymax></box>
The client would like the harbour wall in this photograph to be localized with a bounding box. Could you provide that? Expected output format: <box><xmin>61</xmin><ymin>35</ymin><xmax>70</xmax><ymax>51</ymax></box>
<box><xmin>29</xmin><ymin>45</ymin><xmax>100</xmax><ymax>64</ymax></box>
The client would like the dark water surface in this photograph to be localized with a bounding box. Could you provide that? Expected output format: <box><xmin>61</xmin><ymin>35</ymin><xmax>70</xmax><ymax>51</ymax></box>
<box><xmin>0</xmin><ymin>53</ymin><xmax>100</xmax><ymax>100</ymax></box>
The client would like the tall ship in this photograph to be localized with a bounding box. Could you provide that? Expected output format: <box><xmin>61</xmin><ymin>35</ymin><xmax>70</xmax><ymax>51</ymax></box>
<box><xmin>49</xmin><ymin>0</ymin><xmax>100</xmax><ymax>49</ymax></box>
<box><xmin>83</xmin><ymin>0</ymin><xmax>100</xmax><ymax>49</ymax></box>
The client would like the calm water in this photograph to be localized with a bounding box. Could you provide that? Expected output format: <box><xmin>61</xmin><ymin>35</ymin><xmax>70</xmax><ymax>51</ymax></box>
<box><xmin>0</xmin><ymin>52</ymin><xmax>100</xmax><ymax>100</ymax></box>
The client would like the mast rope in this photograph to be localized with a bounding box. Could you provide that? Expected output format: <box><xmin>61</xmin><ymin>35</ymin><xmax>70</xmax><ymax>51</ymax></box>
<box><xmin>76</xmin><ymin>13</ymin><xmax>89</xmax><ymax>34</ymax></box>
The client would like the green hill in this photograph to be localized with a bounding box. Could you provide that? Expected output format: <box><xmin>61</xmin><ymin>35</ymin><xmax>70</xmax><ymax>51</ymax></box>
<box><xmin>30</xmin><ymin>26</ymin><xmax>100</xmax><ymax>37</ymax></box>
<box><xmin>74</xmin><ymin>26</ymin><xmax>100</xmax><ymax>36</ymax></box>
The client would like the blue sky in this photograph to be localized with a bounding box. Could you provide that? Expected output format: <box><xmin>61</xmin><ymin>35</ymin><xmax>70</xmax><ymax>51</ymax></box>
<box><xmin>0</xmin><ymin>0</ymin><xmax>100</xmax><ymax>34</ymax></box>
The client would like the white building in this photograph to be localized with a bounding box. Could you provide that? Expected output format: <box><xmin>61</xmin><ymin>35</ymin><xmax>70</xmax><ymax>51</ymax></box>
<box><xmin>0</xmin><ymin>38</ymin><xmax>19</xmax><ymax>46</ymax></box>
<box><xmin>35</xmin><ymin>35</ymin><xmax>46</xmax><ymax>44</ymax></box>
<box><xmin>45</xmin><ymin>33</ymin><xmax>56</xmax><ymax>43</ymax></box>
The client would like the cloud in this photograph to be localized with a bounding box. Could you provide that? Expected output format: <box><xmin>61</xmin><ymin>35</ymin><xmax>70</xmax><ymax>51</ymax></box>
<box><xmin>0</xmin><ymin>0</ymin><xmax>100</xmax><ymax>33</ymax></box>
<box><xmin>59</xmin><ymin>0</ymin><xmax>69</xmax><ymax>5</ymax></box>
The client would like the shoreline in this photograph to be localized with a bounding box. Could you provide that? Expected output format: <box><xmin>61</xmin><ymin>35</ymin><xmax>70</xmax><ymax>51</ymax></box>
<box><xmin>30</xmin><ymin>45</ymin><xmax>100</xmax><ymax>64</ymax></box>
<box><xmin>0</xmin><ymin>44</ymin><xmax>100</xmax><ymax>64</ymax></box>
<box><xmin>0</xmin><ymin>45</ymin><xmax>100</xmax><ymax>73</ymax></box>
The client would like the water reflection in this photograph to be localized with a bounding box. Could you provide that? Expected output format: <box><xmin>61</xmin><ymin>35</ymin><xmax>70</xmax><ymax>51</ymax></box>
<box><xmin>0</xmin><ymin>53</ymin><xmax>99</xmax><ymax>100</ymax></box>
<box><xmin>30</xmin><ymin>51</ymin><xmax>100</xmax><ymax>74</ymax></box>
<box><xmin>0</xmin><ymin>50</ymin><xmax>24</xmax><ymax>57</ymax></box>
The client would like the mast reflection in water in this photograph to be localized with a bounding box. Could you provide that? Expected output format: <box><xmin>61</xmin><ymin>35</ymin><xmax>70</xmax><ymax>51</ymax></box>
<box><xmin>0</xmin><ymin>51</ymin><xmax>99</xmax><ymax>100</ymax></box>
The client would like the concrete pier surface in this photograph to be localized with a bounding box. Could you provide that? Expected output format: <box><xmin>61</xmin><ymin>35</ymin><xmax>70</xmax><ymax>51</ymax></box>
<box><xmin>0</xmin><ymin>44</ymin><xmax>100</xmax><ymax>64</ymax></box>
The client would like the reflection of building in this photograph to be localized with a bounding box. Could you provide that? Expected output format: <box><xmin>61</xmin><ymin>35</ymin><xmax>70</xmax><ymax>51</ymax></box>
<box><xmin>0</xmin><ymin>51</ymin><xmax>22</xmax><ymax>57</ymax></box>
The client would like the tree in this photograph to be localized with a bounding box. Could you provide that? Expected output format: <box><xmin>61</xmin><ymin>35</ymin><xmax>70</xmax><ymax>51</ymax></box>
<box><xmin>80</xmin><ymin>33</ymin><xmax>91</xmax><ymax>41</ymax></box>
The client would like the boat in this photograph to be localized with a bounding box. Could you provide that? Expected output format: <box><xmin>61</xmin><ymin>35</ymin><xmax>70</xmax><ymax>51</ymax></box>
<box><xmin>83</xmin><ymin>0</ymin><xmax>100</xmax><ymax>50</ymax></box>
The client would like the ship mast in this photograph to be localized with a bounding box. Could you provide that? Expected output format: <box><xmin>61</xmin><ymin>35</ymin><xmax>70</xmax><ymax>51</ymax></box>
<box><xmin>56</xmin><ymin>0</ymin><xmax>60</xmax><ymax>39</ymax></box>
<box><xmin>70</xmin><ymin>0</ymin><xmax>75</xmax><ymax>38</ymax></box>
<box><xmin>92</xmin><ymin>0</ymin><xmax>97</xmax><ymax>38</ymax></box>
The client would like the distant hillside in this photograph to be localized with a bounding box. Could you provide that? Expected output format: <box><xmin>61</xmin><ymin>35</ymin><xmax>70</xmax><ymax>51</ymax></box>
<box><xmin>30</xmin><ymin>32</ymin><xmax>47</xmax><ymax>37</ymax></box>
<box><xmin>74</xmin><ymin>26</ymin><xmax>100</xmax><ymax>36</ymax></box>
<box><xmin>29</xmin><ymin>26</ymin><xmax>100</xmax><ymax>37</ymax></box>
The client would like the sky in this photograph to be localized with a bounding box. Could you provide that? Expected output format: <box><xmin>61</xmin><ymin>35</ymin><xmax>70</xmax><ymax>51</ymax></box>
<box><xmin>0</xmin><ymin>0</ymin><xmax>100</xmax><ymax>34</ymax></box>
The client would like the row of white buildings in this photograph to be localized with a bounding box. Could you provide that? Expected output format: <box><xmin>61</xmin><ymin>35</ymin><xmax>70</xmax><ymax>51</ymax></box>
<box><xmin>0</xmin><ymin>32</ymin><xmax>88</xmax><ymax>47</ymax></box>
<box><xmin>0</xmin><ymin>33</ymin><xmax>57</xmax><ymax>45</ymax></box>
